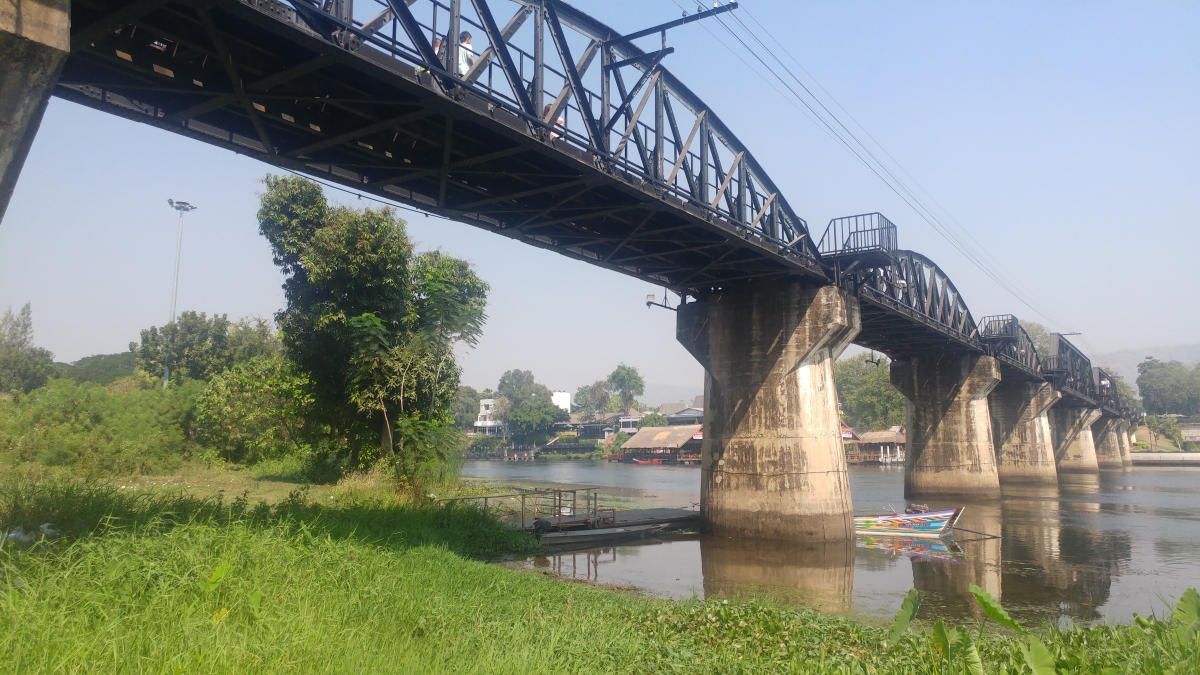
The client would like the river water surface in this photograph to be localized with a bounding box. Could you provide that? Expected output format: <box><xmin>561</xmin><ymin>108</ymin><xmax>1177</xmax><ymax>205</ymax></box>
<box><xmin>463</xmin><ymin>461</ymin><xmax>1200</xmax><ymax>626</ymax></box>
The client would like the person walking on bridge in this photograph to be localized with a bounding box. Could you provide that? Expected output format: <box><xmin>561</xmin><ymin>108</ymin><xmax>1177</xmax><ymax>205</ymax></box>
<box><xmin>457</xmin><ymin>31</ymin><xmax>476</xmax><ymax>76</ymax></box>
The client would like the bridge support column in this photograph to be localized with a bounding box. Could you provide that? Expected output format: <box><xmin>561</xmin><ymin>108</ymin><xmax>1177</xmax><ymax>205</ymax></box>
<box><xmin>990</xmin><ymin>380</ymin><xmax>1060</xmax><ymax>484</ymax></box>
<box><xmin>1</xmin><ymin>0</ymin><xmax>70</xmax><ymax>221</ymax></box>
<box><xmin>892</xmin><ymin>354</ymin><xmax>1002</xmax><ymax>499</ymax></box>
<box><xmin>1092</xmin><ymin>416</ymin><xmax>1125</xmax><ymax>472</ymax></box>
<box><xmin>1051</xmin><ymin>407</ymin><xmax>1101</xmax><ymax>474</ymax></box>
<box><xmin>1119</xmin><ymin>422</ymin><xmax>1134</xmax><ymax>469</ymax></box>
<box><xmin>677</xmin><ymin>282</ymin><xmax>859</xmax><ymax>541</ymax></box>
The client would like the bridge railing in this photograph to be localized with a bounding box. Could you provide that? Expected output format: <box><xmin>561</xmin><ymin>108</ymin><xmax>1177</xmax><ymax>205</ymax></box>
<box><xmin>978</xmin><ymin>314</ymin><xmax>1042</xmax><ymax>377</ymax></box>
<box><xmin>277</xmin><ymin>0</ymin><xmax>817</xmax><ymax>260</ymax></box>
<box><xmin>817</xmin><ymin>212</ymin><xmax>898</xmax><ymax>258</ymax></box>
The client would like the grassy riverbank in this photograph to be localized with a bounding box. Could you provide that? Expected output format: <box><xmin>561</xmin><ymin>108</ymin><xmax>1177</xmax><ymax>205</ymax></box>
<box><xmin>3</xmin><ymin>480</ymin><xmax>1198</xmax><ymax>674</ymax></box>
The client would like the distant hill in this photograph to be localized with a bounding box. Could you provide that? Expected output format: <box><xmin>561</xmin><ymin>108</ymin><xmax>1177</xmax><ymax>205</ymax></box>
<box><xmin>1093</xmin><ymin>343</ymin><xmax>1200</xmax><ymax>395</ymax></box>
<box><xmin>55</xmin><ymin>352</ymin><xmax>137</xmax><ymax>385</ymax></box>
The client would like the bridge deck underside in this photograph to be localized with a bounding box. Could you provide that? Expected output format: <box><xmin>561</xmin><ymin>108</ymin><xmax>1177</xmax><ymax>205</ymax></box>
<box><xmin>58</xmin><ymin>0</ymin><xmax>825</xmax><ymax>293</ymax></box>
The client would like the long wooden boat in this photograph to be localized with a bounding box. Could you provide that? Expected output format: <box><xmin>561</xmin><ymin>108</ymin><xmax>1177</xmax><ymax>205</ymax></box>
<box><xmin>853</xmin><ymin>508</ymin><xmax>963</xmax><ymax>539</ymax></box>
<box><xmin>537</xmin><ymin>523</ymin><xmax>665</xmax><ymax>545</ymax></box>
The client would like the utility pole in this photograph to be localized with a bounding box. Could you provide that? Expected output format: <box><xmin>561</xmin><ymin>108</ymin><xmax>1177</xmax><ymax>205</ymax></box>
<box><xmin>164</xmin><ymin>199</ymin><xmax>197</xmax><ymax>388</ymax></box>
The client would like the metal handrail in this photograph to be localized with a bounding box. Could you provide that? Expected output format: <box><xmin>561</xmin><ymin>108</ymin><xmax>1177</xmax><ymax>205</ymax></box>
<box><xmin>817</xmin><ymin>212</ymin><xmax>898</xmax><ymax>256</ymax></box>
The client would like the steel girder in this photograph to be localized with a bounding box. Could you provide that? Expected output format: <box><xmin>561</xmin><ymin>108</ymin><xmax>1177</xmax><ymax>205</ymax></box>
<box><xmin>57</xmin><ymin>0</ymin><xmax>824</xmax><ymax>296</ymax></box>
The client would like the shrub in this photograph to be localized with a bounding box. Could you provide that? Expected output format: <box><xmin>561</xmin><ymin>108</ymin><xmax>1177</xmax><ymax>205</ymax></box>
<box><xmin>0</xmin><ymin>377</ymin><xmax>202</xmax><ymax>474</ymax></box>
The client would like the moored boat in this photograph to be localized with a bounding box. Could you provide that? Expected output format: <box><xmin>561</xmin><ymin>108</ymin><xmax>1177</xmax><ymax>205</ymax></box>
<box><xmin>853</xmin><ymin>507</ymin><xmax>963</xmax><ymax>539</ymax></box>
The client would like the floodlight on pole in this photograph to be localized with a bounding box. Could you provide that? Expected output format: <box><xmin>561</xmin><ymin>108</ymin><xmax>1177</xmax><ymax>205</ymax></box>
<box><xmin>163</xmin><ymin>199</ymin><xmax>197</xmax><ymax>389</ymax></box>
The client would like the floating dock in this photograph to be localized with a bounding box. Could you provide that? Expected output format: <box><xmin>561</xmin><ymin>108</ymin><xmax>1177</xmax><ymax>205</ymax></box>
<box><xmin>533</xmin><ymin>507</ymin><xmax>700</xmax><ymax>532</ymax></box>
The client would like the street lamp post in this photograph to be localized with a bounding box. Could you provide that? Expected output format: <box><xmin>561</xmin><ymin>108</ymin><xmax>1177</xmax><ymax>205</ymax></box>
<box><xmin>164</xmin><ymin>199</ymin><xmax>197</xmax><ymax>388</ymax></box>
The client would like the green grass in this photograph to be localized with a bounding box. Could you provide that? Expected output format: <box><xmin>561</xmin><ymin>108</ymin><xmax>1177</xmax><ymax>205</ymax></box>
<box><xmin>3</xmin><ymin>481</ymin><xmax>1198</xmax><ymax>674</ymax></box>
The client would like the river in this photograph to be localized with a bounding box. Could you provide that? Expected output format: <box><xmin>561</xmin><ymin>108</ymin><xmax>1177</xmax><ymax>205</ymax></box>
<box><xmin>462</xmin><ymin>460</ymin><xmax>1200</xmax><ymax>626</ymax></box>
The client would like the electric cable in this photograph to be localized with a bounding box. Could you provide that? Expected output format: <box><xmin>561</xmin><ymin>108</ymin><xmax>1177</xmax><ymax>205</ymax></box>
<box><xmin>674</xmin><ymin>0</ymin><xmax>1085</xmax><ymax>344</ymax></box>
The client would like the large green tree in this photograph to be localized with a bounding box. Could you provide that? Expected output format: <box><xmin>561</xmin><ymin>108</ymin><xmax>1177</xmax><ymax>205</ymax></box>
<box><xmin>573</xmin><ymin>380</ymin><xmax>611</xmax><ymax>420</ymax></box>
<box><xmin>452</xmin><ymin>385</ymin><xmax>481</xmax><ymax>429</ymax></box>
<box><xmin>497</xmin><ymin>369</ymin><xmax>551</xmax><ymax>405</ymax></box>
<box><xmin>0</xmin><ymin>303</ymin><xmax>56</xmax><ymax>394</ymax></box>
<box><xmin>834</xmin><ymin>353</ymin><xmax>907</xmax><ymax>431</ymax></box>
<box><xmin>1137</xmin><ymin>358</ymin><xmax>1200</xmax><ymax>416</ymax></box>
<box><xmin>256</xmin><ymin>174</ymin><xmax>488</xmax><ymax>471</ymax></box>
<box><xmin>607</xmin><ymin>364</ymin><xmax>644</xmax><ymax>411</ymax></box>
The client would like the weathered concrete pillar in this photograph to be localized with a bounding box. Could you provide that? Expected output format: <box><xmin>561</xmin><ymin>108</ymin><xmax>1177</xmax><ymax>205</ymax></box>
<box><xmin>677</xmin><ymin>281</ymin><xmax>860</xmax><ymax>541</ymax></box>
<box><xmin>1091</xmin><ymin>416</ymin><xmax>1125</xmax><ymax>472</ymax></box>
<box><xmin>891</xmin><ymin>353</ymin><xmax>1002</xmax><ymax>499</ymax></box>
<box><xmin>1</xmin><ymin>0</ymin><xmax>70</xmax><ymax>221</ymax></box>
<box><xmin>989</xmin><ymin>380</ymin><xmax>1061</xmax><ymax>484</ymax></box>
<box><xmin>1051</xmin><ymin>407</ymin><xmax>1101</xmax><ymax>474</ymax></box>
<box><xmin>1116</xmin><ymin>421</ymin><xmax>1133</xmax><ymax>470</ymax></box>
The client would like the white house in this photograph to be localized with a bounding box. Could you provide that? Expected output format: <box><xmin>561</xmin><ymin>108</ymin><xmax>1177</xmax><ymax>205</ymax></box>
<box><xmin>473</xmin><ymin>398</ymin><xmax>505</xmax><ymax>436</ymax></box>
<box><xmin>551</xmin><ymin>391</ymin><xmax>571</xmax><ymax>413</ymax></box>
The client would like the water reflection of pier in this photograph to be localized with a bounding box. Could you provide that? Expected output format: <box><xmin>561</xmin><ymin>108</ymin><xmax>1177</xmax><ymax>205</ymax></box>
<box><xmin>700</xmin><ymin>538</ymin><xmax>855</xmax><ymax>613</ymax></box>
<box><xmin>1000</xmin><ymin>482</ymin><xmax>1130</xmax><ymax>624</ymax></box>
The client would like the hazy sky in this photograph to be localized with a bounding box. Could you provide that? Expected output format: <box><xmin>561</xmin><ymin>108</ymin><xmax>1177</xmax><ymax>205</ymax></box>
<box><xmin>1</xmin><ymin>1</ymin><xmax>1197</xmax><ymax>403</ymax></box>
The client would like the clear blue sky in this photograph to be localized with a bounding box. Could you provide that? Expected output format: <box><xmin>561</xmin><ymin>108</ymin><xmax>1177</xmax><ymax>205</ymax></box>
<box><xmin>1</xmin><ymin>0</ymin><xmax>1197</xmax><ymax>402</ymax></box>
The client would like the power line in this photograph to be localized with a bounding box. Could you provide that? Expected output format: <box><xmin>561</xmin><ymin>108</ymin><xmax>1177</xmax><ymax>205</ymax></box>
<box><xmin>734</xmin><ymin>1</ymin><xmax>1081</xmax><ymax>340</ymax></box>
<box><xmin>669</xmin><ymin>1</ymin><xmax>1083</xmax><ymax>343</ymax></box>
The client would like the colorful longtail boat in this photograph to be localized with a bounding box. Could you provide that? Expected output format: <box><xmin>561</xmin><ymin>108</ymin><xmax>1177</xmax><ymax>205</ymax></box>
<box><xmin>853</xmin><ymin>508</ymin><xmax>963</xmax><ymax>539</ymax></box>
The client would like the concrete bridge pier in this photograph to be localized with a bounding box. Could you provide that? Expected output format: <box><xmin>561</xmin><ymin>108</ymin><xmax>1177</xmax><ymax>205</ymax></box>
<box><xmin>989</xmin><ymin>380</ymin><xmax>1061</xmax><ymax>484</ymax></box>
<box><xmin>1117</xmin><ymin>421</ymin><xmax>1134</xmax><ymax>470</ymax></box>
<box><xmin>677</xmin><ymin>281</ymin><xmax>860</xmax><ymax>541</ymax></box>
<box><xmin>1092</xmin><ymin>417</ymin><xmax>1126</xmax><ymax>472</ymax></box>
<box><xmin>891</xmin><ymin>353</ymin><xmax>1002</xmax><ymax>499</ymax></box>
<box><xmin>1051</xmin><ymin>407</ymin><xmax>1102</xmax><ymax>474</ymax></box>
<box><xmin>1</xmin><ymin>0</ymin><xmax>70</xmax><ymax>221</ymax></box>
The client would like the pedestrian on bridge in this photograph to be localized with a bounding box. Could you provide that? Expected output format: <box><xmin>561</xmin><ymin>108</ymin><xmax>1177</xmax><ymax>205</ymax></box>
<box><xmin>457</xmin><ymin>31</ymin><xmax>476</xmax><ymax>76</ymax></box>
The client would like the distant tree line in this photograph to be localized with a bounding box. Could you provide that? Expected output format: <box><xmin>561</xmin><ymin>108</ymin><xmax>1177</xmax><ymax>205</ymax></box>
<box><xmin>454</xmin><ymin>362</ymin><xmax>649</xmax><ymax>444</ymax></box>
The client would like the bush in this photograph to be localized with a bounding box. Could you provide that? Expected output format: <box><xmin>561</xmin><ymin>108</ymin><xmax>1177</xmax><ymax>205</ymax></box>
<box><xmin>0</xmin><ymin>376</ymin><xmax>202</xmax><ymax>474</ymax></box>
<box><xmin>193</xmin><ymin>356</ymin><xmax>315</xmax><ymax>465</ymax></box>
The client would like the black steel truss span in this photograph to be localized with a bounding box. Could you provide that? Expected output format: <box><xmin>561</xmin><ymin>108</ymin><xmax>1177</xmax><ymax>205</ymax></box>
<box><xmin>1044</xmin><ymin>334</ymin><xmax>1097</xmax><ymax>407</ymax></box>
<box><xmin>57</xmin><ymin>0</ymin><xmax>824</xmax><ymax>294</ymax></box>
<box><xmin>979</xmin><ymin>314</ymin><xmax>1042</xmax><ymax>380</ymax></box>
<box><xmin>57</xmin><ymin>0</ymin><xmax>1125</xmax><ymax>405</ymax></box>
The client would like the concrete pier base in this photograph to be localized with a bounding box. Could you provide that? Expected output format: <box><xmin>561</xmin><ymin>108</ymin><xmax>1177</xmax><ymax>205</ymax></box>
<box><xmin>891</xmin><ymin>354</ymin><xmax>1002</xmax><ymax>499</ymax></box>
<box><xmin>677</xmin><ymin>282</ymin><xmax>860</xmax><ymax>541</ymax></box>
<box><xmin>990</xmin><ymin>380</ymin><xmax>1060</xmax><ymax>484</ymax></box>
<box><xmin>1</xmin><ymin>0</ymin><xmax>70</xmax><ymax>221</ymax></box>
<box><xmin>1051</xmin><ymin>407</ymin><xmax>1101</xmax><ymax>474</ymax></box>
<box><xmin>1092</xmin><ymin>417</ymin><xmax>1125</xmax><ymax>472</ymax></box>
<box><xmin>1116</xmin><ymin>421</ymin><xmax>1133</xmax><ymax>470</ymax></box>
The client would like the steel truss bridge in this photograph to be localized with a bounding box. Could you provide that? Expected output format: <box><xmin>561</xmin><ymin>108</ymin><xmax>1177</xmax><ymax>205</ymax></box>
<box><xmin>57</xmin><ymin>0</ymin><xmax>1135</xmax><ymax>421</ymax></box>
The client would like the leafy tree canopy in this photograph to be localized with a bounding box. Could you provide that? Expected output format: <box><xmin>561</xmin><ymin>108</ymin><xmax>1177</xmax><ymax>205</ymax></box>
<box><xmin>497</xmin><ymin>369</ymin><xmax>551</xmax><ymax>406</ymax></box>
<box><xmin>638</xmin><ymin>412</ymin><xmax>668</xmax><ymax>428</ymax></box>
<box><xmin>131</xmin><ymin>313</ymin><xmax>281</xmax><ymax>383</ymax></box>
<box><xmin>835</xmin><ymin>353</ymin><xmax>907</xmax><ymax>432</ymax></box>
<box><xmin>607</xmin><ymin>364</ymin><xmax>644</xmax><ymax>411</ymax></box>
<box><xmin>573</xmin><ymin>381</ymin><xmax>612</xmax><ymax>420</ymax></box>
<box><xmin>505</xmin><ymin>398</ymin><xmax>568</xmax><ymax>436</ymax></box>
<box><xmin>0</xmin><ymin>303</ymin><xmax>56</xmax><ymax>394</ymax></box>
<box><xmin>1137</xmin><ymin>358</ymin><xmax>1200</xmax><ymax>417</ymax></box>
<box><xmin>452</xmin><ymin>385</ymin><xmax>481</xmax><ymax>429</ymax></box>
<box><xmin>1019</xmin><ymin>321</ymin><xmax>1051</xmax><ymax>362</ymax></box>
<box><xmin>257</xmin><ymin>174</ymin><xmax>488</xmax><ymax>473</ymax></box>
